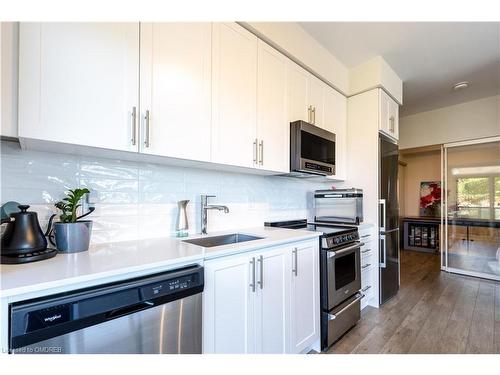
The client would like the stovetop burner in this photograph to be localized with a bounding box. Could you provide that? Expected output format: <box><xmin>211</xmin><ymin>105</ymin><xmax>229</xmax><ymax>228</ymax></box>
<box><xmin>264</xmin><ymin>219</ymin><xmax>360</xmax><ymax>249</ymax></box>
<box><xmin>1</xmin><ymin>248</ymin><xmax>58</xmax><ymax>264</ymax></box>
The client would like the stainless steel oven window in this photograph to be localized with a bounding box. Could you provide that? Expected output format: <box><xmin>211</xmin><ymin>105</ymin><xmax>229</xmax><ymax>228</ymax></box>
<box><xmin>326</xmin><ymin>244</ymin><xmax>362</xmax><ymax>310</ymax></box>
<box><xmin>334</xmin><ymin>252</ymin><xmax>356</xmax><ymax>289</ymax></box>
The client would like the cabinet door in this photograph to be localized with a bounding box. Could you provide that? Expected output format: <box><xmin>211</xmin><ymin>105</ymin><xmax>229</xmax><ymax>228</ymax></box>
<box><xmin>289</xmin><ymin>241</ymin><xmax>320</xmax><ymax>353</ymax></box>
<box><xmin>324</xmin><ymin>87</ymin><xmax>347</xmax><ymax>180</ymax></box>
<box><xmin>203</xmin><ymin>253</ymin><xmax>256</xmax><ymax>354</ymax></box>
<box><xmin>287</xmin><ymin>61</ymin><xmax>309</xmax><ymax>123</ymax></box>
<box><xmin>307</xmin><ymin>75</ymin><xmax>325</xmax><ymax>128</ymax></box>
<box><xmin>388</xmin><ymin>96</ymin><xmax>399</xmax><ymax>140</ymax></box>
<box><xmin>211</xmin><ymin>23</ymin><xmax>258</xmax><ymax>168</ymax></box>
<box><xmin>18</xmin><ymin>23</ymin><xmax>139</xmax><ymax>152</ymax></box>
<box><xmin>257</xmin><ymin>40</ymin><xmax>289</xmax><ymax>173</ymax></box>
<box><xmin>378</xmin><ymin>89</ymin><xmax>399</xmax><ymax>141</ymax></box>
<box><xmin>254</xmin><ymin>247</ymin><xmax>289</xmax><ymax>354</ymax></box>
<box><xmin>140</xmin><ymin>23</ymin><xmax>212</xmax><ymax>161</ymax></box>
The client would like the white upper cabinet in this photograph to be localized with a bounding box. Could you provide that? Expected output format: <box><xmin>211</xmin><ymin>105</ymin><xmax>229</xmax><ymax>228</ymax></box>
<box><xmin>257</xmin><ymin>40</ymin><xmax>289</xmax><ymax>173</ymax></box>
<box><xmin>324</xmin><ymin>86</ymin><xmax>348</xmax><ymax>180</ymax></box>
<box><xmin>18</xmin><ymin>23</ymin><xmax>140</xmax><ymax>152</ymax></box>
<box><xmin>17</xmin><ymin>22</ymin><xmax>346</xmax><ymax>177</ymax></box>
<box><xmin>139</xmin><ymin>23</ymin><xmax>212</xmax><ymax>162</ymax></box>
<box><xmin>211</xmin><ymin>23</ymin><xmax>258</xmax><ymax>169</ymax></box>
<box><xmin>307</xmin><ymin>75</ymin><xmax>325</xmax><ymax>128</ymax></box>
<box><xmin>379</xmin><ymin>89</ymin><xmax>399</xmax><ymax>141</ymax></box>
<box><xmin>287</xmin><ymin>60</ymin><xmax>309</xmax><ymax>123</ymax></box>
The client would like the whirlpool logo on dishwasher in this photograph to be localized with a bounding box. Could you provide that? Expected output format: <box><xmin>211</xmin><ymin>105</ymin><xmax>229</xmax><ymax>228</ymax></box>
<box><xmin>44</xmin><ymin>314</ymin><xmax>62</xmax><ymax>323</ymax></box>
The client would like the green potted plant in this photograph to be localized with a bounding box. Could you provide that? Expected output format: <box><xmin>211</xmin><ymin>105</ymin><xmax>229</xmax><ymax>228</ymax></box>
<box><xmin>46</xmin><ymin>188</ymin><xmax>95</xmax><ymax>253</ymax></box>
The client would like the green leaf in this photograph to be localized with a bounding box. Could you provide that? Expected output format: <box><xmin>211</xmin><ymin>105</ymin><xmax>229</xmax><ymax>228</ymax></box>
<box><xmin>54</xmin><ymin>188</ymin><xmax>92</xmax><ymax>223</ymax></box>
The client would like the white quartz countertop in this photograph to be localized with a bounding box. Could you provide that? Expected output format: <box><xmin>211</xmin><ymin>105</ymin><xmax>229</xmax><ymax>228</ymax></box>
<box><xmin>0</xmin><ymin>227</ymin><xmax>320</xmax><ymax>300</ymax></box>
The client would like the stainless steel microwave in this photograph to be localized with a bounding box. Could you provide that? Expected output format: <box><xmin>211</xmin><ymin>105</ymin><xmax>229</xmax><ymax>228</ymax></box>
<box><xmin>289</xmin><ymin>120</ymin><xmax>336</xmax><ymax>177</ymax></box>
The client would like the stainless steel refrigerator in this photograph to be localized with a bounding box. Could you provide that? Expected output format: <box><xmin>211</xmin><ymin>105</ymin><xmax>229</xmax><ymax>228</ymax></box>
<box><xmin>379</xmin><ymin>133</ymin><xmax>400</xmax><ymax>304</ymax></box>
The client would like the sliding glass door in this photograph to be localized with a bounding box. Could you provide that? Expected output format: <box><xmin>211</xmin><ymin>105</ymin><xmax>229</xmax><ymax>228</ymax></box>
<box><xmin>442</xmin><ymin>137</ymin><xmax>500</xmax><ymax>281</ymax></box>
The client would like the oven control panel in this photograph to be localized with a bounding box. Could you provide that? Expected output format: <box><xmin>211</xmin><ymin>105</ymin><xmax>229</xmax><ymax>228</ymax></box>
<box><xmin>323</xmin><ymin>231</ymin><xmax>359</xmax><ymax>249</ymax></box>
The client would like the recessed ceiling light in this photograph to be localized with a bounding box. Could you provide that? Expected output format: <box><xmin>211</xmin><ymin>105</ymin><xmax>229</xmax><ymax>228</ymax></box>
<box><xmin>452</xmin><ymin>81</ymin><xmax>470</xmax><ymax>91</ymax></box>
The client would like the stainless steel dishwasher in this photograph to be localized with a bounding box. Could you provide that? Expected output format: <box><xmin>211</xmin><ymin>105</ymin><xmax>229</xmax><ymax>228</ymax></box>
<box><xmin>9</xmin><ymin>265</ymin><xmax>204</xmax><ymax>354</ymax></box>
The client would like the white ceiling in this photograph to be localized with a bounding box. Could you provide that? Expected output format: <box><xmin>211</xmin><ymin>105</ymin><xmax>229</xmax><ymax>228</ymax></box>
<box><xmin>299</xmin><ymin>22</ymin><xmax>500</xmax><ymax>116</ymax></box>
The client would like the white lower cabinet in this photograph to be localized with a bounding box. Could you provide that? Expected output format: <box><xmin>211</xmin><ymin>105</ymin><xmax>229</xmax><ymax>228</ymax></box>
<box><xmin>289</xmin><ymin>242</ymin><xmax>320</xmax><ymax>353</ymax></box>
<box><xmin>203</xmin><ymin>239</ymin><xmax>320</xmax><ymax>354</ymax></box>
<box><xmin>203</xmin><ymin>252</ymin><xmax>256</xmax><ymax>353</ymax></box>
<box><xmin>254</xmin><ymin>247</ymin><xmax>289</xmax><ymax>353</ymax></box>
<box><xmin>359</xmin><ymin>224</ymin><xmax>376</xmax><ymax>310</ymax></box>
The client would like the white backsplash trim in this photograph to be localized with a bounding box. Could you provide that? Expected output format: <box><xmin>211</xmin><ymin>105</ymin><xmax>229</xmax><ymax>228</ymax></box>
<box><xmin>1</xmin><ymin>141</ymin><xmax>332</xmax><ymax>243</ymax></box>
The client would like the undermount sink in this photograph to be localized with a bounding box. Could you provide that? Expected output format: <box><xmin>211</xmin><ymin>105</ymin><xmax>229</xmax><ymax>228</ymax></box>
<box><xmin>182</xmin><ymin>233</ymin><xmax>264</xmax><ymax>248</ymax></box>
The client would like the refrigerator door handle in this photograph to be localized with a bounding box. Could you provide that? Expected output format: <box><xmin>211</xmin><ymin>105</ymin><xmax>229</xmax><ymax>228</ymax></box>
<box><xmin>380</xmin><ymin>234</ymin><xmax>387</xmax><ymax>268</ymax></box>
<box><xmin>379</xmin><ymin>199</ymin><xmax>386</xmax><ymax>232</ymax></box>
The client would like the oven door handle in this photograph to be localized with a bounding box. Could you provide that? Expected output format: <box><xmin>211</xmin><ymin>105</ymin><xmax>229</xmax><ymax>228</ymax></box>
<box><xmin>327</xmin><ymin>242</ymin><xmax>364</xmax><ymax>258</ymax></box>
<box><xmin>328</xmin><ymin>293</ymin><xmax>364</xmax><ymax>320</ymax></box>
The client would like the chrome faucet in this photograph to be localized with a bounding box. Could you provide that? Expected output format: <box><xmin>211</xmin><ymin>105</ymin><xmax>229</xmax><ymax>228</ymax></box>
<box><xmin>201</xmin><ymin>195</ymin><xmax>229</xmax><ymax>235</ymax></box>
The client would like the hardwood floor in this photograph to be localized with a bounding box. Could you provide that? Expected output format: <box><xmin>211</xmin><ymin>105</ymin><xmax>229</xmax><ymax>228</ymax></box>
<box><xmin>327</xmin><ymin>250</ymin><xmax>500</xmax><ymax>354</ymax></box>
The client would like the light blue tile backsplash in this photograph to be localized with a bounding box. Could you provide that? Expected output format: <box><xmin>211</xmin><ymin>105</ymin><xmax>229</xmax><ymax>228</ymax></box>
<box><xmin>1</xmin><ymin>140</ymin><xmax>332</xmax><ymax>243</ymax></box>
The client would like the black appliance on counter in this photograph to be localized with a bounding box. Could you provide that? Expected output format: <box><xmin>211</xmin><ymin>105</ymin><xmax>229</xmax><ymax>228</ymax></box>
<box><xmin>1</xmin><ymin>203</ymin><xmax>57</xmax><ymax>264</ymax></box>
<box><xmin>265</xmin><ymin>219</ymin><xmax>364</xmax><ymax>351</ymax></box>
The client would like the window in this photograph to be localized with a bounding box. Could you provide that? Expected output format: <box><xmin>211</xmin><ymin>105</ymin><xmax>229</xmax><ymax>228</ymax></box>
<box><xmin>456</xmin><ymin>176</ymin><xmax>500</xmax><ymax>220</ymax></box>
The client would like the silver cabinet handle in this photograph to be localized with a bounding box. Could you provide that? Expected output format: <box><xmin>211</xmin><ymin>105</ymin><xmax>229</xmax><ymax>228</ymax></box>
<box><xmin>257</xmin><ymin>255</ymin><xmax>264</xmax><ymax>289</ymax></box>
<box><xmin>361</xmin><ymin>285</ymin><xmax>372</xmax><ymax>292</ymax></box>
<box><xmin>253</xmin><ymin>138</ymin><xmax>258</xmax><ymax>164</ymax></box>
<box><xmin>292</xmin><ymin>248</ymin><xmax>298</xmax><ymax>276</ymax></box>
<box><xmin>258</xmin><ymin>140</ymin><xmax>264</xmax><ymax>165</ymax></box>
<box><xmin>250</xmin><ymin>257</ymin><xmax>256</xmax><ymax>292</ymax></box>
<box><xmin>308</xmin><ymin>105</ymin><xmax>312</xmax><ymax>123</ymax></box>
<box><xmin>361</xmin><ymin>234</ymin><xmax>371</xmax><ymax>238</ymax></box>
<box><xmin>131</xmin><ymin>106</ymin><xmax>137</xmax><ymax>146</ymax></box>
<box><xmin>389</xmin><ymin>116</ymin><xmax>395</xmax><ymax>133</ymax></box>
<box><xmin>144</xmin><ymin>110</ymin><xmax>151</xmax><ymax>148</ymax></box>
<box><xmin>362</xmin><ymin>263</ymin><xmax>371</xmax><ymax>269</ymax></box>
<box><xmin>312</xmin><ymin>106</ymin><xmax>316</xmax><ymax>124</ymax></box>
<box><xmin>361</xmin><ymin>249</ymin><xmax>371</xmax><ymax>254</ymax></box>
<box><xmin>328</xmin><ymin>293</ymin><xmax>364</xmax><ymax>320</ymax></box>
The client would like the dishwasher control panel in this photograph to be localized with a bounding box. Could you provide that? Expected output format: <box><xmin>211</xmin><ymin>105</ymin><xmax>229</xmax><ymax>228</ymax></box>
<box><xmin>140</xmin><ymin>273</ymin><xmax>201</xmax><ymax>300</ymax></box>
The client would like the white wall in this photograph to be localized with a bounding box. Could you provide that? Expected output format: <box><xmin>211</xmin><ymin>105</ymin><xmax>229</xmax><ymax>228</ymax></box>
<box><xmin>349</xmin><ymin>56</ymin><xmax>403</xmax><ymax>104</ymax></box>
<box><xmin>0</xmin><ymin>140</ymin><xmax>330</xmax><ymax>243</ymax></box>
<box><xmin>399</xmin><ymin>150</ymin><xmax>441</xmax><ymax>217</ymax></box>
<box><xmin>399</xmin><ymin>95</ymin><xmax>500</xmax><ymax>149</ymax></box>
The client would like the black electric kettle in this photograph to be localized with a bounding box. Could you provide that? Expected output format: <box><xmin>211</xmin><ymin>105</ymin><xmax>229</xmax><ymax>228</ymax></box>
<box><xmin>1</xmin><ymin>204</ymin><xmax>48</xmax><ymax>256</ymax></box>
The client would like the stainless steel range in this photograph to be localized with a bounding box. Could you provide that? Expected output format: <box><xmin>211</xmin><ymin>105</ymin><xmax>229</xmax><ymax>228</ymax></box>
<box><xmin>264</xmin><ymin>219</ymin><xmax>364</xmax><ymax>351</ymax></box>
